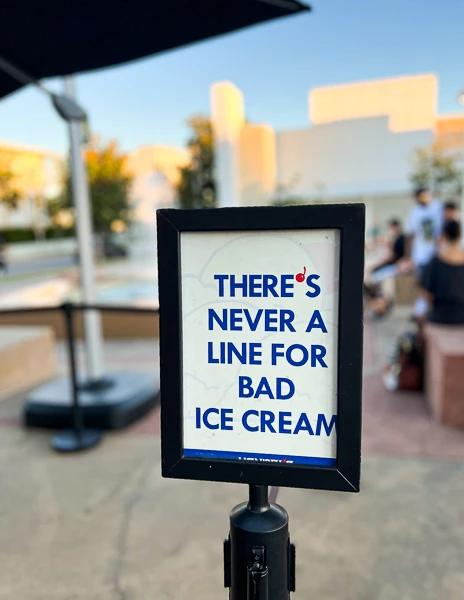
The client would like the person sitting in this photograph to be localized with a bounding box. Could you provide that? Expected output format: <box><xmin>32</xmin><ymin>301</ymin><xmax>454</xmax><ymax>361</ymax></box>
<box><xmin>364</xmin><ymin>218</ymin><xmax>405</xmax><ymax>317</ymax></box>
<box><xmin>383</xmin><ymin>220</ymin><xmax>464</xmax><ymax>391</ymax></box>
<box><xmin>417</xmin><ymin>220</ymin><xmax>464</xmax><ymax>325</ymax></box>
<box><xmin>371</xmin><ymin>218</ymin><xmax>405</xmax><ymax>272</ymax></box>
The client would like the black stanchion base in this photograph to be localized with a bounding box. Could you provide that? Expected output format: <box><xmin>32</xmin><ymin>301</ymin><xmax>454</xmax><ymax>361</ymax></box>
<box><xmin>24</xmin><ymin>370</ymin><xmax>159</xmax><ymax>430</ymax></box>
<box><xmin>51</xmin><ymin>429</ymin><xmax>103</xmax><ymax>452</ymax></box>
<box><xmin>225</xmin><ymin>486</ymin><xmax>295</xmax><ymax>600</ymax></box>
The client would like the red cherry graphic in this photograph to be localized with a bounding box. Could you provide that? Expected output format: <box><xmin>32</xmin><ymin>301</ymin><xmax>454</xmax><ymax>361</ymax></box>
<box><xmin>295</xmin><ymin>266</ymin><xmax>306</xmax><ymax>282</ymax></box>
<box><xmin>282</xmin><ymin>459</ymin><xmax>287</xmax><ymax>463</ymax></box>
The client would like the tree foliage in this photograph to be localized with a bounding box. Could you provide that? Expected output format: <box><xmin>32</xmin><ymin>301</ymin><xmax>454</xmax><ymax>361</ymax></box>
<box><xmin>272</xmin><ymin>197</ymin><xmax>307</xmax><ymax>207</ymax></box>
<box><xmin>52</xmin><ymin>139</ymin><xmax>132</xmax><ymax>233</ymax></box>
<box><xmin>0</xmin><ymin>157</ymin><xmax>20</xmax><ymax>210</ymax></box>
<box><xmin>176</xmin><ymin>116</ymin><xmax>216</xmax><ymax>209</ymax></box>
<box><xmin>271</xmin><ymin>174</ymin><xmax>329</xmax><ymax>207</ymax></box>
<box><xmin>410</xmin><ymin>147</ymin><xmax>462</xmax><ymax>201</ymax></box>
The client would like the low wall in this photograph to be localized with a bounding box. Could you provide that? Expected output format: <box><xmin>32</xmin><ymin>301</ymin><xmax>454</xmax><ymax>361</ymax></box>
<box><xmin>0</xmin><ymin>310</ymin><xmax>159</xmax><ymax>339</ymax></box>
<box><xmin>424</xmin><ymin>323</ymin><xmax>464</xmax><ymax>427</ymax></box>
<box><xmin>0</xmin><ymin>326</ymin><xmax>57</xmax><ymax>399</ymax></box>
<box><xmin>6</xmin><ymin>239</ymin><xmax>77</xmax><ymax>262</ymax></box>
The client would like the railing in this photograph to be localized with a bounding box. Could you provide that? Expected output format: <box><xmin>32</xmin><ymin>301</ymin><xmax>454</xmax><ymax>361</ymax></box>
<box><xmin>0</xmin><ymin>302</ymin><xmax>159</xmax><ymax>450</ymax></box>
<box><xmin>0</xmin><ymin>300</ymin><xmax>281</xmax><ymax>513</ymax></box>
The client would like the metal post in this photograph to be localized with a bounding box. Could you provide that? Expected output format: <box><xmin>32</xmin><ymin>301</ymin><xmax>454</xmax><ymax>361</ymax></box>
<box><xmin>224</xmin><ymin>485</ymin><xmax>295</xmax><ymax>600</ymax></box>
<box><xmin>63</xmin><ymin>302</ymin><xmax>83</xmax><ymax>436</ymax></box>
<box><xmin>64</xmin><ymin>75</ymin><xmax>104</xmax><ymax>381</ymax></box>
<box><xmin>50</xmin><ymin>302</ymin><xmax>103</xmax><ymax>452</ymax></box>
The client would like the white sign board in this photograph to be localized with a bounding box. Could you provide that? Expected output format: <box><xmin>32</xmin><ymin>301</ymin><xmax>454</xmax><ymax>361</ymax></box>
<box><xmin>180</xmin><ymin>229</ymin><xmax>340</xmax><ymax>467</ymax></box>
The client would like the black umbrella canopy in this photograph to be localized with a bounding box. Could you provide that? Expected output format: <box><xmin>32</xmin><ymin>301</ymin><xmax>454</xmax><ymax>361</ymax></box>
<box><xmin>0</xmin><ymin>0</ymin><xmax>309</xmax><ymax>99</ymax></box>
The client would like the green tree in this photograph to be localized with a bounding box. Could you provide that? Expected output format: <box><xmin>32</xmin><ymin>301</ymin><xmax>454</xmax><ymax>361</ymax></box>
<box><xmin>410</xmin><ymin>147</ymin><xmax>462</xmax><ymax>201</ymax></box>
<box><xmin>272</xmin><ymin>178</ymin><xmax>327</xmax><ymax>207</ymax></box>
<box><xmin>52</xmin><ymin>139</ymin><xmax>132</xmax><ymax>232</ymax></box>
<box><xmin>0</xmin><ymin>158</ymin><xmax>20</xmax><ymax>210</ymax></box>
<box><xmin>176</xmin><ymin>116</ymin><xmax>216</xmax><ymax>209</ymax></box>
<box><xmin>272</xmin><ymin>196</ymin><xmax>307</xmax><ymax>207</ymax></box>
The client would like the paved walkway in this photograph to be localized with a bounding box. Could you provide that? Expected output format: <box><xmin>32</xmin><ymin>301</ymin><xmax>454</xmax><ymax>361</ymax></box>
<box><xmin>1</xmin><ymin>306</ymin><xmax>464</xmax><ymax>599</ymax></box>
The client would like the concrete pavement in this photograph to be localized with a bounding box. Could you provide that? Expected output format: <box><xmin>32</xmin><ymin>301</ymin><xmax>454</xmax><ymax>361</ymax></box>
<box><xmin>1</xmin><ymin>306</ymin><xmax>464</xmax><ymax>599</ymax></box>
<box><xmin>1</xmin><ymin>426</ymin><xmax>464</xmax><ymax>600</ymax></box>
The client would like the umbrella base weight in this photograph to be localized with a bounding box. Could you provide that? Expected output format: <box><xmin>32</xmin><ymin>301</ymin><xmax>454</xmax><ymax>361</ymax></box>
<box><xmin>51</xmin><ymin>429</ymin><xmax>103</xmax><ymax>452</ymax></box>
<box><xmin>24</xmin><ymin>370</ymin><xmax>159</xmax><ymax>430</ymax></box>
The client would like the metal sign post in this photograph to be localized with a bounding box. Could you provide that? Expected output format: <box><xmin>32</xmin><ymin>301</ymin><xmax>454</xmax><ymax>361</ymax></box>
<box><xmin>157</xmin><ymin>204</ymin><xmax>365</xmax><ymax>598</ymax></box>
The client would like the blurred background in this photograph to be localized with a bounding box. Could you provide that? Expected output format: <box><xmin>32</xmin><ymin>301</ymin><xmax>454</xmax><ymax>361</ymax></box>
<box><xmin>1</xmin><ymin>1</ymin><xmax>464</xmax><ymax>599</ymax></box>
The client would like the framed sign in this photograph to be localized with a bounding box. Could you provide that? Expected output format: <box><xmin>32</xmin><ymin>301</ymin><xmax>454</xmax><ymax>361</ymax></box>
<box><xmin>157</xmin><ymin>204</ymin><xmax>364</xmax><ymax>492</ymax></box>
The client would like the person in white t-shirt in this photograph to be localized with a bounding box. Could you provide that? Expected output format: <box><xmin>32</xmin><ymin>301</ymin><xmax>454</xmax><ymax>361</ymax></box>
<box><xmin>405</xmin><ymin>187</ymin><xmax>444</xmax><ymax>276</ymax></box>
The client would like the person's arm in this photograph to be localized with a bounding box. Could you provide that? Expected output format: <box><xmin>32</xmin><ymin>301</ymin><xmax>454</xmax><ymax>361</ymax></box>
<box><xmin>414</xmin><ymin>289</ymin><xmax>432</xmax><ymax>322</ymax></box>
<box><xmin>435</xmin><ymin>202</ymin><xmax>445</xmax><ymax>240</ymax></box>
<box><xmin>405</xmin><ymin>234</ymin><xmax>414</xmax><ymax>259</ymax></box>
<box><xmin>396</xmin><ymin>257</ymin><xmax>414</xmax><ymax>274</ymax></box>
<box><xmin>414</xmin><ymin>261</ymin><xmax>434</xmax><ymax>322</ymax></box>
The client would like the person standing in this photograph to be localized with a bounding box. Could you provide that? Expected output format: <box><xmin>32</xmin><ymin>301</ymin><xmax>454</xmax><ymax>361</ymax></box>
<box><xmin>405</xmin><ymin>187</ymin><xmax>444</xmax><ymax>277</ymax></box>
<box><xmin>443</xmin><ymin>201</ymin><xmax>459</xmax><ymax>222</ymax></box>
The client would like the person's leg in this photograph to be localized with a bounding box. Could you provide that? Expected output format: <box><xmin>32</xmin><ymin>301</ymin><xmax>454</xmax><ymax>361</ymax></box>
<box><xmin>364</xmin><ymin>282</ymin><xmax>380</xmax><ymax>299</ymax></box>
<box><xmin>370</xmin><ymin>263</ymin><xmax>399</xmax><ymax>284</ymax></box>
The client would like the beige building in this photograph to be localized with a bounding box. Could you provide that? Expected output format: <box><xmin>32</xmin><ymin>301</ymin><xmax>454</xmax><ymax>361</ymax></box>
<box><xmin>210</xmin><ymin>74</ymin><xmax>464</xmax><ymax>235</ymax></box>
<box><xmin>124</xmin><ymin>144</ymin><xmax>191</xmax><ymax>261</ymax></box>
<box><xmin>127</xmin><ymin>144</ymin><xmax>190</xmax><ymax>225</ymax></box>
<box><xmin>0</xmin><ymin>140</ymin><xmax>190</xmax><ymax>234</ymax></box>
<box><xmin>435</xmin><ymin>114</ymin><xmax>464</xmax><ymax>151</ymax></box>
<box><xmin>309</xmin><ymin>73</ymin><xmax>438</xmax><ymax>133</ymax></box>
<box><xmin>211</xmin><ymin>82</ymin><xmax>279</xmax><ymax>208</ymax></box>
<box><xmin>0</xmin><ymin>140</ymin><xmax>62</xmax><ymax>230</ymax></box>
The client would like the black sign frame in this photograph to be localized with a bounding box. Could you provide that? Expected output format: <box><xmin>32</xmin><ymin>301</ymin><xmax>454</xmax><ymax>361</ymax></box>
<box><xmin>157</xmin><ymin>204</ymin><xmax>364</xmax><ymax>492</ymax></box>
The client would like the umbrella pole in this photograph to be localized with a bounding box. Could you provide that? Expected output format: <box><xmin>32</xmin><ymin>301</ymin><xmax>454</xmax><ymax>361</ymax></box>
<box><xmin>64</xmin><ymin>75</ymin><xmax>105</xmax><ymax>382</ymax></box>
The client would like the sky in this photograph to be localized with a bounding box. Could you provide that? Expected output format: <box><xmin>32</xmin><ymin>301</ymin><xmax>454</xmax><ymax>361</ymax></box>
<box><xmin>0</xmin><ymin>0</ymin><xmax>463</xmax><ymax>156</ymax></box>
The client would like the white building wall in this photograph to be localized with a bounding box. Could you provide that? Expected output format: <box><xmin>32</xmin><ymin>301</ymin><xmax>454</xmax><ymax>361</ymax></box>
<box><xmin>276</xmin><ymin>116</ymin><xmax>433</xmax><ymax>200</ymax></box>
<box><xmin>207</xmin><ymin>74</ymin><xmax>454</xmax><ymax>232</ymax></box>
<box><xmin>209</xmin><ymin>81</ymin><xmax>434</xmax><ymax>227</ymax></box>
<box><xmin>126</xmin><ymin>145</ymin><xmax>190</xmax><ymax>262</ymax></box>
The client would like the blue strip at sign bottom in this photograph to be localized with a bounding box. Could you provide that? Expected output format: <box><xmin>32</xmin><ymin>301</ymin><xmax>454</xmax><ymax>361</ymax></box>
<box><xmin>184</xmin><ymin>448</ymin><xmax>336</xmax><ymax>466</ymax></box>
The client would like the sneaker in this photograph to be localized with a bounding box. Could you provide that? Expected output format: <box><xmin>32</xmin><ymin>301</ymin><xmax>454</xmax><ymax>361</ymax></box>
<box><xmin>383</xmin><ymin>367</ymin><xmax>399</xmax><ymax>392</ymax></box>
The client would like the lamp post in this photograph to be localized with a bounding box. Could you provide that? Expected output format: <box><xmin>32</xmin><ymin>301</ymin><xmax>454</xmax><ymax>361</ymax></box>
<box><xmin>58</xmin><ymin>77</ymin><xmax>105</xmax><ymax>381</ymax></box>
<box><xmin>0</xmin><ymin>57</ymin><xmax>105</xmax><ymax>380</ymax></box>
<box><xmin>0</xmin><ymin>57</ymin><xmax>158</xmax><ymax>434</ymax></box>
